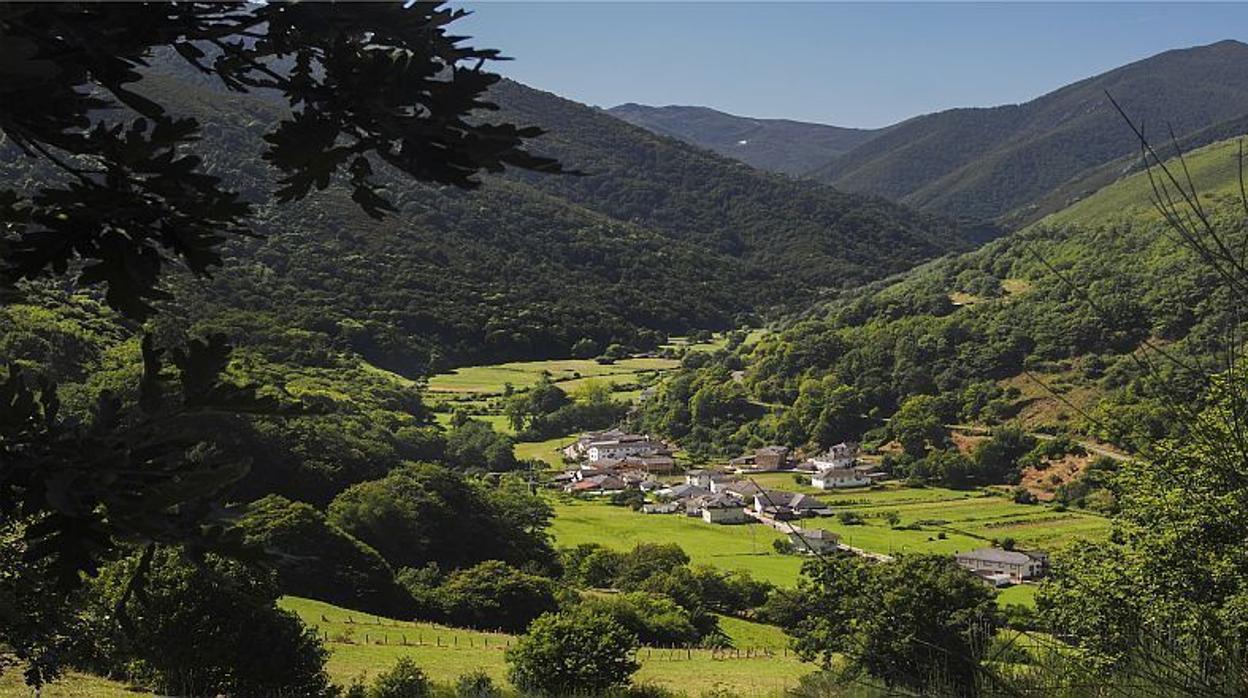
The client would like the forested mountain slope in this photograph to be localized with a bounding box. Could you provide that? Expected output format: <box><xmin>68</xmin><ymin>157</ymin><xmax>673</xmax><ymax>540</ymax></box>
<box><xmin>807</xmin><ymin>40</ymin><xmax>1248</xmax><ymax>222</ymax></box>
<box><xmin>15</xmin><ymin>68</ymin><xmax>971</xmax><ymax>375</ymax></box>
<box><xmin>493</xmin><ymin>81</ymin><xmax>976</xmax><ymax>295</ymax></box>
<box><xmin>607</xmin><ymin>103</ymin><xmax>882</xmax><ymax>176</ymax></box>
<box><xmin>640</xmin><ymin>130</ymin><xmax>1248</xmax><ymax>459</ymax></box>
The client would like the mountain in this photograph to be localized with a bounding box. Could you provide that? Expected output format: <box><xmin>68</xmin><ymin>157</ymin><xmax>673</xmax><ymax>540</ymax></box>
<box><xmin>606</xmin><ymin>103</ymin><xmax>882</xmax><ymax>176</ymax></box>
<box><xmin>1</xmin><ymin>66</ymin><xmax>974</xmax><ymax>376</ymax></box>
<box><xmin>639</xmin><ymin>128</ymin><xmax>1248</xmax><ymax>458</ymax></box>
<box><xmin>809</xmin><ymin>40</ymin><xmax>1248</xmax><ymax>222</ymax></box>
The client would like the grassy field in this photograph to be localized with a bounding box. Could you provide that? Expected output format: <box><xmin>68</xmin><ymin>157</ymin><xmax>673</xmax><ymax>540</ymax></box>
<box><xmin>425</xmin><ymin>355</ymin><xmax>681</xmax><ymax>467</ymax></box>
<box><xmin>997</xmin><ymin>583</ymin><xmax>1039</xmax><ymax>608</ymax></box>
<box><xmin>550</xmin><ymin>487</ymin><xmax>1107</xmax><ymax>591</ymax></box>
<box><xmin>427</xmin><ymin>357</ymin><xmax>677</xmax><ymax>396</ymax></box>
<box><xmin>0</xmin><ymin>671</ymin><xmax>137</xmax><ymax>697</ymax></box>
<box><xmin>0</xmin><ymin>598</ymin><xmax>809</xmax><ymax>698</ymax></box>
<box><xmin>550</xmin><ymin>497</ymin><xmax>801</xmax><ymax>586</ymax></box>
<box><xmin>282</xmin><ymin>597</ymin><xmax>810</xmax><ymax>697</ymax></box>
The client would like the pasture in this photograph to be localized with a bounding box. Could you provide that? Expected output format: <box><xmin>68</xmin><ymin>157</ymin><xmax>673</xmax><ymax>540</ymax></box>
<box><xmin>549</xmin><ymin>486</ymin><xmax>1108</xmax><ymax>593</ymax></box>
<box><xmin>282</xmin><ymin>597</ymin><xmax>810</xmax><ymax>697</ymax></box>
<box><xmin>550</xmin><ymin>497</ymin><xmax>801</xmax><ymax>586</ymax></box>
<box><xmin>427</xmin><ymin>357</ymin><xmax>677</xmax><ymax>397</ymax></box>
<box><xmin>425</xmin><ymin>355</ymin><xmax>680</xmax><ymax>466</ymax></box>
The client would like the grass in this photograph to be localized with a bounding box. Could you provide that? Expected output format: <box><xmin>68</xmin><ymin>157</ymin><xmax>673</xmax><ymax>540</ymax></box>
<box><xmin>1038</xmin><ymin>134</ymin><xmax>1248</xmax><ymax>230</ymax></box>
<box><xmin>427</xmin><ymin>358</ymin><xmax>677</xmax><ymax>396</ymax></box>
<box><xmin>0</xmin><ymin>671</ymin><xmax>138</xmax><ymax>697</ymax></box>
<box><xmin>549</xmin><ymin>497</ymin><xmax>801</xmax><ymax>586</ymax></box>
<box><xmin>426</xmin><ymin>355</ymin><xmax>680</xmax><ymax>468</ymax></box>
<box><xmin>997</xmin><ymin>583</ymin><xmax>1039</xmax><ymax>608</ymax></box>
<box><xmin>550</xmin><ymin>487</ymin><xmax>1107</xmax><ymax>588</ymax></box>
<box><xmin>514</xmin><ymin>434</ymin><xmax>573</xmax><ymax>467</ymax></box>
<box><xmin>281</xmin><ymin>597</ymin><xmax>809</xmax><ymax>697</ymax></box>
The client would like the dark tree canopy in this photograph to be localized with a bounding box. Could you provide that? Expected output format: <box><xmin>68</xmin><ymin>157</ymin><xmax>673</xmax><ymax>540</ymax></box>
<box><xmin>0</xmin><ymin>3</ymin><xmax>560</xmax><ymax>687</ymax></box>
<box><xmin>0</xmin><ymin>1</ymin><xmax>562</xmax><ymax>320</ymax></box>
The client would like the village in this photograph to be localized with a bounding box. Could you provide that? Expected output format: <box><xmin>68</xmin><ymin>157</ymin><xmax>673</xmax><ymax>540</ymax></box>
<box><xmin>553</xmin><ymin>428</ymin><xmax>1050</xmax><ymax>588</ymax></box>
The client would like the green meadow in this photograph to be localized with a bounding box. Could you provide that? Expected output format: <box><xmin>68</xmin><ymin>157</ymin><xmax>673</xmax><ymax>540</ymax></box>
<box><xmin>425</xmin><ymin>355</ymin><xmax>682</xmax><ymax>466</ymax></box>
<box><xmin>549</xmin><ymin>487</ymin><xmax>1108</xmax><ymax>593</ymax></box>
<box><xmin>427</xmin><ymin>357</ymin><xmax>678</xmax><ymax>397</ymax></box>
<box><xmin>282</xmin><ymin>597</ymin><xmax>810</xmax><ymax>697</ymax></box>
<box><xmin>550</xmin><ymin>497</ymin><xmax>801</xmax><ymax>586</ymax></box>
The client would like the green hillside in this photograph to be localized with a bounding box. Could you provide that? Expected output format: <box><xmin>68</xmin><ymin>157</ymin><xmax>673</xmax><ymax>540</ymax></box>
<box><xmin>639</xmin><ymin>130</ymin><xmax>1248</xmax><ymax>464</ymax></box>
<box><xmin>1037</xmin><ymin>134</ymin><xmax>1248</xmax><ymax>229</ymax></box>
<box><xmin>810</xmin><ymin>40</ymin><xmax>1248</xmax><ymax>222</ymax></box>
<box><xmin>162</xmin><ymin>68</ymin><xmax>973</xmax><ymax>374</ymax></box>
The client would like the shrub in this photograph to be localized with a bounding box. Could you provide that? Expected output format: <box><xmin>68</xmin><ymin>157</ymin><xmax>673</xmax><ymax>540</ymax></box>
<box><xmin>369</xmin><ymin>657</ymin><xmax>430</xmax><ymax>698</ymax></box>
<box><xmin>236</xmin><ymin>495</ymin><xmax>409</xmax><ymax>615</ymax></box>
<box><xmin>453</xmin><ymin>671</ymin><xmax>502</xmax><ymax>697</ymax></box>
<box><xmin>837</xmin><ymin>511</ymin><xmax>865</xmax><ymax>526</ymax></box>
<box><xmin>578</xmin><ymin>592</ymin><xmax>699</xmax><ymax>647</ymax></box>
<box><xmin>506</xmin><ymin>609</ymin><xmax>639</xmax><ymax>695</ymax></box>
<box><xmin>437</xmin><ymin>561</ymin><xmax>558</xmax><ymax>633</ymax></box>
<box><xmin>80</xmin><ymin>546</ymin><xmax>332</xmax><ymax>697</ymax></box>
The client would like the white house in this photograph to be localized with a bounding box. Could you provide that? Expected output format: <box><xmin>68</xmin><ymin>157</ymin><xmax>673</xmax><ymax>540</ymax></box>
<box><xmin>700</xmin><ymin>494</ymin><xmax>749</xmax><ymax>524</ymax></box>
<box><xmin>811</xmin><ymin>467</ymin><xmax>872</xmax><ymax>490</ymax></box>
<box><xmin>807</xmin><ymin>442</ymin><xmax>858</xmax><ymax>470</ymax></box>
<box><xmin>955</xmin><ymin>547</ymin><xmax>1049</xmax><ymax>583</ymax></box>
<box><xmin>684</xmin><ymin>469</ymin><xmax>735</xmax><ymax>489</ymax></box>
<box><xmin>586</xmin><ymin>434</ymin><xmax>660</xmax><ymax>463</ymax></box>
<box><xmin>788</xmin><ymin>528</ymin><xmax>840</xmax><ymax>555</ymax></box>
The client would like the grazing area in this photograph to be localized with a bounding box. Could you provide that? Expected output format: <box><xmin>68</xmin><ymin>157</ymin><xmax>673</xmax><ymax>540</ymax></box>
<box><xmin>281</xmin><ymin>597</ymin><xmax>809</xmax><ymax>697</ymax></box>
<box><xmin>548</xmin><ymin>488</ymin><xmax>1106</xmax><ymax>587</ymax></box>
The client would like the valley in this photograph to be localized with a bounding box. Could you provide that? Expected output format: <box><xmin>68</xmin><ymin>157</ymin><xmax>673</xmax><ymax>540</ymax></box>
<box><xmin>4</xmin><ymin>7</ymin><xmax>1248</xmax><ymax>696</ymax></box>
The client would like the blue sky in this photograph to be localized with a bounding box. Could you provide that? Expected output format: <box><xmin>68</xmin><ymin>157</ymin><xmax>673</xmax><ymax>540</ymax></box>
<box><xmin>454</xmin><ymin>2</ymin><xmax>1248</xmax><ymax>128</ymax></box>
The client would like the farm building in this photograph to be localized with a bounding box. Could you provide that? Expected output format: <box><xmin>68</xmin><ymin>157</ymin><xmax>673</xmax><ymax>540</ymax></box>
<box><xmin>955</xmin><ymin>547</ymin><xmax>1049</xmax><ymax>583</ymax></box>
<box><xmin>789</xmin><ymin>528</ymin><xmax>840</xmax><ymax>555</ymax></box>
<box><xmin>753</xmin><ymin>490</ymin><xmax>830</xmax><ymax>520</ymax></box>
<box><xmin>700</xmin><ymin>494</ymin><xmax>750</xmax><ymax>524</ymax></box>
<box><xmin>731</xmin><ymin>445</ymin><xmax>792</xmax><ymax>470</ymax></box>
<box><xmin>804</xmin><ymin>442</ymin><xmax>859</xmax><ymax>471</ymax></box>
<box><xmin>565</xmin><ymin>474</ymin><xmax>626</xmax><ymax>494</ymax></box>
<box><xmin>563</xmin><ymin>428</ymin><xmax>667</xmax><ymax>464</ymax></box>
<box><xmin>685</xmin><ymin>469</ymin><xmax>735</xmax><ymax>489</ymax></box>
<box><xmin>811</xmin><ymin>467</ymin><xmax>872</xmax><ymax>490</ymax></box>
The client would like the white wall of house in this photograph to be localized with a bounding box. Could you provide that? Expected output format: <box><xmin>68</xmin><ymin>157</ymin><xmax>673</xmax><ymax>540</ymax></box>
<box><xmin>587</xmin><ymin>442</ymin><xmax>653</xmax><ymax>462</ymax></box>
<box><xmin>812</xmin><ymin>470</ymin><xmax>871</xmax><ymax>489</ymax></box>
<box><xmin>702</xmin><ymin>506</ymin><xmax>748</xmax><ymax>524</ymax></box>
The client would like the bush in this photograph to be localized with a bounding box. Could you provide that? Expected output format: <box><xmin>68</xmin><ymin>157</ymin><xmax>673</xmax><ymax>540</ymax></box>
<box><xmin>236</xmin><ymin>495</ymin><xmax>409</xmax><ymax>615</ymax></box>
<box><xmin>507</xmin><ymin>608</ymin><xmax>640</xmax><ymax>695</ymax></box>
<box><xmin>453</xmin><ymin>671</ymin><xmax>502</xmax><ymax>697</ymax></box>
<box><xmin>578</xmin><ymin>592</ymin><xmax>699</xmax><ymax>647</ymax></box>
<box><xmin>369</xmin><ymin>657</ymin><xmax>430</xmax><ymax>698</ymax></box>
<box><xmin>79</xmin><ymin>546</ymin><xmax>332</xmax><ymax>697</ymax></box>
<box><xmin>437</xmin><ymin>561</ymin><xmax>558</xmax><ymax>633</ymax></box>
<box><xmin>837</xmin><ymin>511</ymin><xmax>865</xmax><ymax>526</ymax></box>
